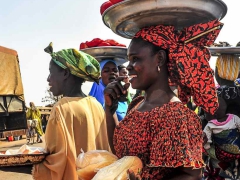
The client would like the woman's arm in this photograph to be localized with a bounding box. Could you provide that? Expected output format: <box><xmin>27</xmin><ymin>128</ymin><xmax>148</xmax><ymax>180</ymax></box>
<box><xmin>104</xmin><ymin>76</ymin><xmax>129</xmax><ymax>154</ymax></box>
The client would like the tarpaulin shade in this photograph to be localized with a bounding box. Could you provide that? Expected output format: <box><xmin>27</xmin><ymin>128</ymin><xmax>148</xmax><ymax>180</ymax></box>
<box><xmin>0</xmin><ymin>46</ymin><xmax>24</xmax><ymax>100</ymax></box>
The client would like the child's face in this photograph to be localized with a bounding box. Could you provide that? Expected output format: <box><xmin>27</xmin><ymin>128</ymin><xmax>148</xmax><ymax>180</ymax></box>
<box><xmin>204</xmin><ymin>97</ymin><xmax>227</xmax><ymax>121</ymax></box>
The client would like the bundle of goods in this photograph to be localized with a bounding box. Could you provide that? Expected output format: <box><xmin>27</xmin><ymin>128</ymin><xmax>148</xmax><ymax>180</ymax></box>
<box><xmin>216</xmin><ymin>54</ymin><xmax>240</xmax><ymax>81</ymax></box>
<box><xmin>76</xmin><ymin>150</ymin><xmax>142</xmax><ymax>180</ymax></box>
<box><xmin>76</xmin><ymin>150</ymin><xmax>118</xmax><ymax>179</ymax></box>
<box><xmin>208</xmin><ymin>41</ymin><xmax>240</xmax><ymax>86</ymax></box>
<box><xmin>79</xmin><ymin>38</ymin><xmax>127</xmax><ymax>64</ymax></box>
<box><xmin>79</xmin><ymin>38</ymin><xmax>126</xmax><ymax>50</ymax></box>
<box><xmin>92</xmin><ymin>156</ymin><xmax>143</xmax><ymax>180</ymax></box>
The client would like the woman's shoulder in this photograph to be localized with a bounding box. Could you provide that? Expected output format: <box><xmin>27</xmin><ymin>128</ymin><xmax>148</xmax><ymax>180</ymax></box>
<box><xmin>50</xmin><ymin>96</ymin><xmax>104</xmax><ymax>116</ymax></box>
<box><xmin>163</xmin><ymin>101</ymin><xmax>194</xmax><ymax>111</ymax></box>
<box><xmin>160</xmin><ymin>101</ymin><xmax>200</xmax><ymax>120</ymax></box>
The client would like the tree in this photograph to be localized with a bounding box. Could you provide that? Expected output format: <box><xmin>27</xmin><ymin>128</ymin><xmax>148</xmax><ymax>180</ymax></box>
<box><xmin>41</xmin><ymin>88</ymin><xmax>62</xmax><ymax>106</ymax></box>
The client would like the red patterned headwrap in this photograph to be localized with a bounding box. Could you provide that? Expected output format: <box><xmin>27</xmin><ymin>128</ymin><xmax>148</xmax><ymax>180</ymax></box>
<box><xmin>135</xmin><ymin>19</ymin><xmax>223</xmax><ymax>115</ymax></box>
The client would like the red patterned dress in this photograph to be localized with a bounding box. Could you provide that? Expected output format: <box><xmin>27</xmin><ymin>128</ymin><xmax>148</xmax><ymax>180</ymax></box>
<box><xmin>113</xmin><ymin>96</ymin><xmax>205</xmax><ymax>179</ymax></box>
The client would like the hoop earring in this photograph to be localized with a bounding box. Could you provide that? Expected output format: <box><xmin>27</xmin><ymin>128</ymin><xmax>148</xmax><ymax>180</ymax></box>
<box><xmin>157</xmin><ymin>66</ymin><xmax>161</xmax><ymax>73</ymax></box>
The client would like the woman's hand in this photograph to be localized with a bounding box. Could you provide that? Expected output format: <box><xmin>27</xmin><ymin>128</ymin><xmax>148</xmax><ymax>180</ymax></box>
<box><xmin>104</xmin><ymin>76</ymin><xmax>130</xmax><ymax>111</ymax></box>
<box><xmin>127</xmin><ymin>169</ymin><xmax>141</xmax><ymax>180</ymax></box>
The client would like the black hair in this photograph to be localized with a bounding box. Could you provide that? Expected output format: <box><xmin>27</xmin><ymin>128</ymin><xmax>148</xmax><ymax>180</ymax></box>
<box><xmin>118</xmin><ymin>65</ymin><xmax>126</xmax><ymax>71</ymax></box>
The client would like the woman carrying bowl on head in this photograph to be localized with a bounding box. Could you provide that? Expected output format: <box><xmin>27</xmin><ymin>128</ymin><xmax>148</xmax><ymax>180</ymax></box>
<box><xmin>32</xmin><ymin>43</ymin><xmax>110</xmax><ymax>180</ymax></box>
<box><xmin>104</xmin><ymin>20</ymin><xmax>223</xmax><ymax>180</ymax></box>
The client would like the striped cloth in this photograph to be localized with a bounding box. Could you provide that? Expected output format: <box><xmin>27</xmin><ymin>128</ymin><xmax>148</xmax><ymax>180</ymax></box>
<box><xmin>216</xmin><ymin>55</ymin><xmax>240</xmax><ymax>81</ymax></box>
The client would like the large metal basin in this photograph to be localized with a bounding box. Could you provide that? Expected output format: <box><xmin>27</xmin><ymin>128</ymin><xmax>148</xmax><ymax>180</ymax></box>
<box><xmin>103</xmin><ymin>0</ymin><xmax>227</xmax><ymax>39</ymax></box>
<box><xmin>81</xmin><ymin>46</ymin><xmax>128</xmax><ymax>65</ymax></box>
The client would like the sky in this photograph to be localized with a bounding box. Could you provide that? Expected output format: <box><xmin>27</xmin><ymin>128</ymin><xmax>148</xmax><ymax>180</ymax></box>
<box><xmin>0</xmin><ymin>0</ymin><xmax>238</xmax><ymax>106</ymax></box>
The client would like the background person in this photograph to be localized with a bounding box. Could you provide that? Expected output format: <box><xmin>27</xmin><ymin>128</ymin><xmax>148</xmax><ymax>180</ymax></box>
<box><xmin>203</xmin><ymin>97</ymin><xmax>240</xmax><ymax>179</ymax></box>
<box><xmin>89</xmin><ymin>60</ymin><xmax>128</xmax><ymax>121</ymax></box>
<box><xmin>26</xmin><ymin>102</ymin><xmax>44</xmax><ymax>143</ymax></box>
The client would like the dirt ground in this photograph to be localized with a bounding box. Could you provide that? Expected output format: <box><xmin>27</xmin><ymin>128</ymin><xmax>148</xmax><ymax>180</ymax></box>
<box><xmin>0</xmin><ymin>136</ymin><xmax>45</xmax><ymax>180</ymax></box>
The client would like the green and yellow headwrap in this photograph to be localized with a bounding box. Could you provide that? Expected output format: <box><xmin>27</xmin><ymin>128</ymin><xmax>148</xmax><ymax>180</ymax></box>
<box><xmin>44</xmin><ymin>42</ymin><xmax>100</xmax><ymax>83</ymax></box>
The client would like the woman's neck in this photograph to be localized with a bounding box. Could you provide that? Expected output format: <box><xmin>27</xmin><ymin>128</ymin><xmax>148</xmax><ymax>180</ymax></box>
<box><xmin>144</xmin><ymin>76</ymin><xmax>175</xmax><ymax>104</ymax></box>
<box><xmin>144</xmin><ymin>88</ymin><xmax>175</xmax><ymax>104</ymax></box>
<box><xmin>137</xmin><ymin>82</ymin><xmax>176</xmax><ymax>112</ymax></box>
<box><xmin>63</xmin><ymin>84</ymin><xmax>86</xmax><ymax>98</ymax></box>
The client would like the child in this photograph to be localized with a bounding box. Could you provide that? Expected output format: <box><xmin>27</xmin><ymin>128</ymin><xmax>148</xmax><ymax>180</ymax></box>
<box><xmin>203</xmin><ymin>97</ymin><xmax>240</xmax><ymax>153</ymax></box>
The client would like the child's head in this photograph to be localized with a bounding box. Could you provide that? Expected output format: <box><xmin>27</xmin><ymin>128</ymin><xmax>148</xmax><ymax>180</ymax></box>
<box><xmin>205</xmin><ymin>96</ymin><xmax>227</xmax><ymax>121</ymax></box>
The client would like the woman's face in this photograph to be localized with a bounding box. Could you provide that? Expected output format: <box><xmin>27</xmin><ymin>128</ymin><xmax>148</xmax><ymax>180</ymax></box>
<box><xmin>47</xmin><ymin>61</ymin><xmax>65</xmax><ymax>96</ymax></box>
<box><xmin>127</xmin><ymin>40</ymin><xmax>159</xmax><ymax>90</ymax></box>
<box><xmin>101</xmin><ymin>62</ymin><xmax>119</xmax><ymax>86</ymax></box>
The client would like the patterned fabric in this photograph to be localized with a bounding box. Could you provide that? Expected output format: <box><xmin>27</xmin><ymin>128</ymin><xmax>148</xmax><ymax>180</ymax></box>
<box><xmin>44</xmin><ymin>42</ymin><xmax>100</xmax><ymax>83</ymax></box>
<box><xmin>134</xmin><ymin>19</ymin><xmax>223</xmax><ymax>115</ymax></box>
<box><xmin>114</xmin><ymin>96</ymin><xmax>204</xmax><ymax>179</ymax></box>
<box><xmin>203</xmin><ymin>160</ymin><xmax>225</xmax><ymax>180</ymax></box>
<box><xmin>215</xmin><ymin>145</ymin><xmax>240</xmax><ymax>162</ymax></box>
<box><xmin>204</xmin><ymin>147</ymin><xmax>240</xmax><ymax>179</ymax></box>
<box><xmin>216</xmin><ymin>55</ymin><xmax>240</xmax><ymax>81</ymax></box>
